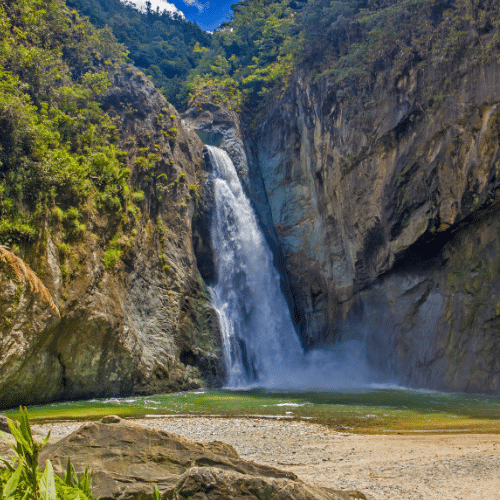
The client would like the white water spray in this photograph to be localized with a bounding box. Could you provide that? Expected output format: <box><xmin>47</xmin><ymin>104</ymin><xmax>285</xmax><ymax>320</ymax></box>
<box><xmin>206</xmin><ymin>146</ymin><xmax>378</xmax><ymax>389</ymax></box>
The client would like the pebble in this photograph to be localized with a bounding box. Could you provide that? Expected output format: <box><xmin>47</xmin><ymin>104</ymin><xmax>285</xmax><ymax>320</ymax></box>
<box><xmin>33</xmin><ymin>417</ymin><xmax>500</xmax><ymax>500</ymax></box>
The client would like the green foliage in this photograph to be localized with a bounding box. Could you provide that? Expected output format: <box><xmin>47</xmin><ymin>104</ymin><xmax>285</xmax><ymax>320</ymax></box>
<box><xmin>102</xmin><ymin>232</ymin><xmax>130</xmax><ymax>271</ymax></box>
<box><xmin>0</xmin><ymin>407</ymin><xmax>97</xmax><ymax>500</ymax></box>
<box><xmin>0</xmin><ymin>0</ymin><xmax>136</xmax><ymax>251</ymax></box>
<box><xmin>153</xmin><ymin>485</ymin><xmax>161</xmax><ymax>500</ymax></box>
<box><xmin>298</xmin><ymin>0</ymin><xmax>500</xmax><ymax>94</ymax></box>
<box><xmin>61</xmin><ymin>208</ymin><xmax>86</xmax><ymax>241</ymax></box>
<box><xmin>184</xmin><ymin>0</ymin><xmax>303</xmax><ymax>124</ymax></box>
<box><xmin>131</xmin><ymin>190</ymin><xmax>145</xmax><ymax>203</ymax></box>
<box><xmin>102</xmin><ymin>246</ymin><xmax>122</xmax><ymax>271</ymax></box>
<box><xmin>183</xmin><ymin>0</ymin><xmax>500</xmax><ymax>131</ymax></box>
<box><xmin>64</xmin><ymin>0</ymin><xmax>212</xmax><ymax>109</ymax></box>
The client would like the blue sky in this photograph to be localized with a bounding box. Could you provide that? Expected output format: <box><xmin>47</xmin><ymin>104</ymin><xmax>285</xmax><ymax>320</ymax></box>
<box><xmin>121</xmin><ymin>0</ymin><xmax>236</xmax><ymax>32</ymax></box>
<box><xmin>177</xmin><ymin>0</ymin><xmax>236</xmax><ymax>32</ymax></box>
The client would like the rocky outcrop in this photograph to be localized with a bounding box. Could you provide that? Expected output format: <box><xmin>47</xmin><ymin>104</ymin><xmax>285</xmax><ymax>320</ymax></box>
<box><xmin>182</xmin><ymin>102</ymin><xmax>251</xmax><ymax>285</ymax></box>
<box><xmin>40</xmin><ymin>417</ymin><xmax>366</xmax><ymax>500</ymax></box>
<box><xmin>181</xmin><ymin>101</ymin><xmax>300</xmax><ymax>325</ymax></box>
<box><xmin>183</xmin><ymin>101</ymin><xmax>282</xmax><ymax>252</ymax></box>
<box><xmin>0</xmin><ymin>66</ymin><xmax>224</xmax><ymax>409</ymax></box>
<box><xmin>256</xmin><ymin>35</ymin><xmax>500</xmax><ymax>391</ymax></box>
<box><xmin>0</xmin><ymin>415</ymin><xmax>9</xmax><ymax>433</ymax></box>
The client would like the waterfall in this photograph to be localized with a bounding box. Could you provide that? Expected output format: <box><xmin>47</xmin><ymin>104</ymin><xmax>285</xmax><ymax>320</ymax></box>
<box><xmin>206</xmin><ymin>146</ymin><xmax>302</xmax><ymax>388</ymax></box>
<box><xmin>206</xmin><ymin>145</ymin><xmax>381</xmax><ymax>390</ymax></box>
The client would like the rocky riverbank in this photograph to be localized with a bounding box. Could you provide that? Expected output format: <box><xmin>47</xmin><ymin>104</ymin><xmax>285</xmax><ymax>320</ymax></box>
<box><xmin>25</xmin><ymin>417</ymin><xmax>500</xmax><ymax>500</ymax></box>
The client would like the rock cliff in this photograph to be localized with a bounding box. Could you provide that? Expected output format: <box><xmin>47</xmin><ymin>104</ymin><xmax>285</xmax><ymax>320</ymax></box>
<box><xmin>0</xmin><ymin>66</ymin><xmax>224</xmax><ymax>409</ymax></box>
<box><xmin>256</xmin><ymin>34</ymin><xmax>500</xmax><ymax>392</ymax></box>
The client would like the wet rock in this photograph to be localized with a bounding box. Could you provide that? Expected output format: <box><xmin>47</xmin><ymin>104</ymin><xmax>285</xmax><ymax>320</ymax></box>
<box><xmin>256</xmin><ymin>54</ymin><xmax>500</xmax><ymax>393</ymax></box>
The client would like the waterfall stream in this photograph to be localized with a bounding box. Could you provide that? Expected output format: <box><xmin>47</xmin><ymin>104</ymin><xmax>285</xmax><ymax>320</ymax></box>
<box><xmin>206</xmin><ymin>146</ymin><xmax>302</xmax><ymax>387</ymax></box>
<box><xmin>206</xmin><ymin>145</ymin><xmax>379</xmax><ymax>389</ymax></box>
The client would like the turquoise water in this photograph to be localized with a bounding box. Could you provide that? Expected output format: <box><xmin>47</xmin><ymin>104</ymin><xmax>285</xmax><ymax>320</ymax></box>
<box><xmin>4</xmin><ymin>388</ymin><xmax>500</xmax><ymax>432</ymax></box>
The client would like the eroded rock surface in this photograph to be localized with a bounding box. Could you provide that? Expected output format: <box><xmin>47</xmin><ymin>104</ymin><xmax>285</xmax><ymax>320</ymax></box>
<box><xmin>0</xmin><ymin>66</ymin><xmax>224</xmax><ymax>409</ymax></box>
<box><xmin>256</xmin><ymin>53</ymin><xmax>500</xmax><ymax>391</ymax></box>
<box><xmin>40</xmin><ymin>418</ymin><xmax>366</xmax><ymax>500</ymax></box>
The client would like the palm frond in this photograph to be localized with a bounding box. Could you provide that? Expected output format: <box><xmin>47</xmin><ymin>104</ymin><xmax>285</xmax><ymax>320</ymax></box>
<box><xmin>0</xmin><ymin>245</ymin><xmax>60</xmax><ymax>318</ymax></box>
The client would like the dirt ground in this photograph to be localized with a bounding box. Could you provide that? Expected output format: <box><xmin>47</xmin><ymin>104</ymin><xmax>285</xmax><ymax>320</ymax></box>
<box><xmin>26</xmin><ymin>417</ymin><xmax>500</xmax><ymax>499</ymax></box>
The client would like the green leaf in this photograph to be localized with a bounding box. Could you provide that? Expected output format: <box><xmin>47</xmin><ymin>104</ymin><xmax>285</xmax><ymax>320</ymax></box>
<box><xmin>7</xmin><ymin>422</ymin><xmax>33</xmax><ymax>456</ymax></box>
<box><xmin>77</xmin><ymin>468</ymin><xmax>92</xmax><ymax>498</ymax></box>
<box><xmin>65</xmin><ymin>456</ymin><xmax>73</xmax><ymax>487</ymax></box>
<box><xmin>18</xmin><ymin>407</ymin><xmax>33</xmax><ymax>447</ymax></box>
<box><xmin>3</xmin><ymin>456</ymin><xmax>24</xmax><ymax>499</ymax></box>
<box><xmin>41</xmin><ymin>429</ymin><xmax>51</xmax><ymax>450</ymax></box>
<box><xmin>40</xmin><ymin>460</ymin><xmax>57</xmax><ymax>500</ymax></box>
<box><xmin>153</xmin><ymin>485</ymin><xmax>161</xmax><ymax>500</ymax></box>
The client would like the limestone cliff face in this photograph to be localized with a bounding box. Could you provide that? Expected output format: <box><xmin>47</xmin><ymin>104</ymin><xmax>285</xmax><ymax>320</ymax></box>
<box><xmin>0</xmin><ymin>66</ymin><xmax>223</xmax><ymax>409</ymax></box>
<box><xmin>256</xmin><ymin>54</ymin><xmax>500</xmax><ymax>392</ymax></box>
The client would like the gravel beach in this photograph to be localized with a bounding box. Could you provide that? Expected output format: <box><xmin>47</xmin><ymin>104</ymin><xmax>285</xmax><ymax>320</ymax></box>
<box><xmin>32</xmin><ymin>417</ymin><xmax>500</xmax><ymax>500</ymax></box>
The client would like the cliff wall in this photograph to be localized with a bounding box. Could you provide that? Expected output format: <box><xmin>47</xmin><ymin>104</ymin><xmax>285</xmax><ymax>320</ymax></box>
<box><xmin>0</xmin><ymin>66</ymin><xmax>223</xmax><ymax>409</ymax></box>
<box><xmin>256</xmin><ymin>41</ymin><xmax>500</xmax><ymax>392</ymax></box>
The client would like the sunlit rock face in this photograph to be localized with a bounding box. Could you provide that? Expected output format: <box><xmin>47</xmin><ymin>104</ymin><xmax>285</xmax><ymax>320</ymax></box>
<box><xmin>0</xmin><ymin>67</ymin><xmax>224</xmax><ymax>409</ymax></box>
<box><xmin>256</xmin><ymin>57</ymin><xmax>500</xmax><ymax>393</ymax></box>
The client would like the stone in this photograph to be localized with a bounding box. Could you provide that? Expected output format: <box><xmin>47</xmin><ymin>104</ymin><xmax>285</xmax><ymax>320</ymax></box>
<box><xmin>100</xmin><ymin>415</ymin><xmax>121</xmax><ymax>424</ymax></box>
<box><xmin>0</xmin><ymin>415</ymin><xmax>10</xmax><ymax>433</ymax></box>
<box><xmin>40</xmin><ymin>420</ymin><xmax>366</xmax><ymax>500</ymax></box>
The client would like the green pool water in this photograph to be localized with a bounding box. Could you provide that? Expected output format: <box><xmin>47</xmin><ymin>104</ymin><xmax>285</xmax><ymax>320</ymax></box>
<box><xmin>4</xmin><ymin>388</ymin><xmax>500</xmax><ymax>434</ymax></box>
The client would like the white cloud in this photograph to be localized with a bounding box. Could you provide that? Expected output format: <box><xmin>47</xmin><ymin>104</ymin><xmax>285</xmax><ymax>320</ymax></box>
<box><xmin>120</xmin><ymin>0</ymin><xmax>186</xmax><ymax>18</ymax></box>
<box><xmin>181</xmin><ymin>0</ymin><xmax>208</xmax><ymax>12</ymax></box>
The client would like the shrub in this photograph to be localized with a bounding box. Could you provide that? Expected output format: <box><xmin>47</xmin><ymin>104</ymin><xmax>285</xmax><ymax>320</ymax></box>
<box><xmin>132</xmin><ymin>190</ymin><xmax>145</xmax><ymax>202</ymax></box>
<box><xmin>62</xmin><ymin>208</ymin><xmax>86</xmax><ymax>241</ymax></box>
<box><xmin>0</xmin><ymin>407</ymin><xmax>97</xmax><ymax>500</ymax></box>
<box><xmin>103</xmin><ymin>246</ymin><xmax>122</xmax><ymax>270</ymax></box>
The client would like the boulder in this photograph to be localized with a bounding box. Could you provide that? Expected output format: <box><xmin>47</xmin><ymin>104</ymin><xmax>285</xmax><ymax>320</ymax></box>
<box><xmin>0</xmin><ymin>415</ymin><xmax>9</xmax><ymax>433</ymax></box>
<box><xmin>40</xmin><ymin>418</ymin><xmax>366</xmax><ymax>500</ymax></box>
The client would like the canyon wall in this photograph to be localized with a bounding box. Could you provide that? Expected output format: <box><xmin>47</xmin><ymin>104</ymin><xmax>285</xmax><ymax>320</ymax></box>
<box><xmin>256</xmin><ymin>52</ymin><xmax>500</xmax><ymax>393</ymax></box>
<box><xmin>0</xmin><ymin>66</ymin><xmax>223</xmax><ymax>409</ymax></box>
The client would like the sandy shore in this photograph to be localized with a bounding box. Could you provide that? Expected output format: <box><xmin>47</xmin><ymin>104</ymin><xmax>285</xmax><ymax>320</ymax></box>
<box><xmin>32</xmin><ymin>417</ymin><xmax>500</xmax><ymax>500</ymax></box>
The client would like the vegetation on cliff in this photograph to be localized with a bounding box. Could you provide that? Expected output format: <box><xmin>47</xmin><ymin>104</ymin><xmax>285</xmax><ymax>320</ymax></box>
<box><xmin>184</xmin><ymin>0</ymin><xmax>500</xmax><ymax>128</ymax></box>
<box><xmin>0</xmin><ymin>0</ymin><xmax>223</xmax><ymax>405</ymax></box>
<box><xmin>0</xmin><ymin>0</ymin><xmax>135</xmax><ymax>254</ymax></box>
<box><xmin>301</xmin><ymin>0</ymin><xmax>500</xmax><ymax>91</ymax></box>
<box><xmin>63</xmin><ymin>0</ymin><xmax>211</xmax><ymax>109</ymax></box>
<box><xmin>185</xmin><ymin>0</ymin><xmax>304</xmax><ymax>123</ymax></box>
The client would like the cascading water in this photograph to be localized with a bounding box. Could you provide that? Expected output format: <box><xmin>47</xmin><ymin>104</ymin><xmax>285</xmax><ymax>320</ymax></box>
<box><xmin>206</xmin><ymin>146</ymin><xmax>303</xmax><ymax>388</ymax></box>
<box><xmin>207</xmin><ymin>145</ymin><xmax>384</xmax><ymax>390</ymax></box>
